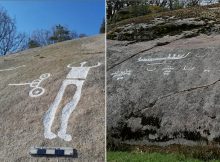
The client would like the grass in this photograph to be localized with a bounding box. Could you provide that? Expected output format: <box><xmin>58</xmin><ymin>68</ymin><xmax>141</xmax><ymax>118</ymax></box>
<box><xmin>107</xmin><ymin>151</ymin><xmax>220</xmax><ymax>162</ymax></box>
<box><xmin>107</xmin><ymin>142</ymin><xmax>220</xmax><ymax>161</ymax></box>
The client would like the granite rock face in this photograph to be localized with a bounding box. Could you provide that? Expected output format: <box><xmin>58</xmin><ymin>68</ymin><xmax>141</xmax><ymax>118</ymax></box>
<box><xmin>107</xmin><ymin>34</ymin><xmax>220</xmax><ymax>147</ymax></box>
<box><xmin>0</xmin><ymin>35</ymin><xmax>105</xmax><ymax>161</ymax></box>
<box><xmin>107</xmin><ymin>6</ymin><xmax>220</xmax><ymax>42</ymax></box>
<box><xmin>108</xmin><ymin>17</ymin><xmax>209</xmax><ymax>41</ymax></box>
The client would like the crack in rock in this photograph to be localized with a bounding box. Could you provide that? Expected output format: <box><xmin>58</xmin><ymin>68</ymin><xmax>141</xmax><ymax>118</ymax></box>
<box><xmin>143</xmin><ymin>79</ymin><xmax>220</xmax><ymax>111</ymax></box>
<box><xmin>107</xmin><ymin>35</ymin><xmax>186</xmax><ymax>71</ymax></box>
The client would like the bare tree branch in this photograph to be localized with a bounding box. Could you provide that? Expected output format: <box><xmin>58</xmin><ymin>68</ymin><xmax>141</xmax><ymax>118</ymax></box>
<box><xmin>0</xmin><ymin>7</ymin><xmax>27</xmax><ymax>55</ymax></box>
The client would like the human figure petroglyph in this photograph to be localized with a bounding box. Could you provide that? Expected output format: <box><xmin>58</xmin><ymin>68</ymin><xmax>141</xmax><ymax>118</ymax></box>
<box><xmin>111</xmin><ymin>69</ymin><xmax>131</xmax><ymax>80</ymax></box>
<box><xmin>43</xmin><ymin>62</ymin><xmax>101</xmax><ymax>141</ymax></box>
<box><xmin>9</xmin><ymin>73</ymin><xmax>51</xmax><ymax>97</ymax></box>
<box><xmin>0</xmin><ymin>65</ymin><xmax>26</xmax><ymax>72</ymax></box>
<box><xmin>138</xmin><ymin>52</ymin><xmax>191</xmax><ymax>62</ymax></box>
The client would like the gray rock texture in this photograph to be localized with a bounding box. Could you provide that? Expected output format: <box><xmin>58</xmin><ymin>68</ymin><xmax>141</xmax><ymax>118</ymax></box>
<box><xmin>107</xmin><ymin>34</ymin><xmax>220</xmax><ymax>147</ymax></box>
<box><xmin>108</xmin><ymin>17</ymin><xmax>208</xmax><ymax>41</ymax></box>
<box><xmin>107</xmin><ymin>6</ymin><xmax>220</xmax><ymax>42</ymax></box>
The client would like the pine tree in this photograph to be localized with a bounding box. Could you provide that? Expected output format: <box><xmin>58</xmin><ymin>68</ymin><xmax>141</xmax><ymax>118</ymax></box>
<box><xmin>49</xmin><ymin>24</ymin><xmax>71</xmax><ymax>43</ymax></box>
<box><xmin>28</xmin><ymin>39</ymin><xmax>40</xmax><ymax>48</ymax></box>
<box><xmin>99</xmin><ymin>18</ymin><xmax>105</xmax><ymax>33</ymax></box>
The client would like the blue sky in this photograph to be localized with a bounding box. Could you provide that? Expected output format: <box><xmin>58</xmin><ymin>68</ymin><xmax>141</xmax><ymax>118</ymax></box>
<box><xmin>0</xmin><ymin>0</ymin><xmax>105</xmax><ymax>36</ymax></box>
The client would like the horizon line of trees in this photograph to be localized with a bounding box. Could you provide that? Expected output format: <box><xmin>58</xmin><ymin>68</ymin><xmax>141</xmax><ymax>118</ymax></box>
<box><xmin>107</xmin><ymin>0</ymin><xmax>218</xmax><ymax>20</ymax></box>
<box><xmin>28</xmin><ymin>25</ymin><xmax>88</xmax><ymax>49</ymax></box>
<box><xmin>0</xmin><ymin>6</ymin><xmax>105</xmax><ymax>56</ymax></box>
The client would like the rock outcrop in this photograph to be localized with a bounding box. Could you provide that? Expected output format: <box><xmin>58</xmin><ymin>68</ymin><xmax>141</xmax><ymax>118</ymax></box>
<box><xmin>107</xmin><ymin>26</ymin><xmax>220</xmax><ymax>147</ymax></box>
<box><xmin>0</xmin><ymin>35</ymin><xmax>105</xmax><ymax>161</ymax></box>
<box><xmin>107</xmin><ymin>6</ymin><xmax>220</xmax><ymax>42</ymax></box>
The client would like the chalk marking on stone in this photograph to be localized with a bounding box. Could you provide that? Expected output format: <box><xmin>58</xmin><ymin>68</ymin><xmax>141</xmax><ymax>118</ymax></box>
<box><xmin>9</xmin><ymin>73</ymin><xmax>50</xmax><ymax>97</ymax></box>
<box><xmin>146</xmin><ymin>63</ymin><xmax>165</xmax><ymax>65</ymax></box>
<box><xmin>43</xmin><ymin>62</ymin><xmax>101</xmax><ymax>141</ymax></box>
<box><xmin>204</xmin><ymin>69</ymin><xmax>210</xmax><ymax>72</ymax></box>
<box><xmin>147</xmin><ymin>67</ymin><xmax>157</xmax><ymax>71</ymax></box>
<box><xmin>0</xmin><ymin>65</ymin><xmax>26</xmax><ymax>72</ymax></box>
<box><xmin>183</xmin><ymin>66</ymin><xmax>195</xmax><ymax>71</ymax></box>
<box><xmin>9</xmin><ymin>83</ymin><xmax>30</xmax><ymax>86</ymax></box>
<box><xmin>196</xmin><ymin>53</ymin><xmax>208</xmax><ymax>58</ymax></box>
<box><xmin>146</xmin><ymin>62</ymin><xmax>166</xmax><ymax>72</ymax></box>
<box><xmin>111</xmin><ymin>69</ymin><xmax>131</xmax><ymax>80</ymax></box>
<box><xmin>138</xmin><ymin>52</ymin><xmax>190</xmax><ymax>62</ymax></box>
<box><xmin>162</xmin><ymin>66</ymin><xmax>174</xmax><ymax>76</ymax></box>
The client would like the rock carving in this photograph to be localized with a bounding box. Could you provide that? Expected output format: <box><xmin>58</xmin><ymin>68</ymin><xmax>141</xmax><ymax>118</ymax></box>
<box><xmin>162</xmin><ymin>66</ymin><xmax>174</xmax><ymax>76</ymax></box>
<box><xmin>0</xmin><ymin>65</ymin><xmax>26</xmax><ymax>72</ymax></box>
<box><xmin>204</xmin><ymin>69</ymin><xmax>211</xmax><ymax>72</ymax></box>
<box><xmin>138</xmin><ymin>52</ymin><xmax>190</xmax><ymax>62</ymax></box>
<box><xmin>9</xmin><ymin>73</ymin><xmax>50</xmax><ymax>97</ymax></box>
<box><xmin>183</xmin><ymin>65</ymin><xmax>195</xmax><ymax>71</ymax></box>
<box><xmin>196</xmin><ymin>53</ymin><xmax>208</xmax><ymax>58</ymax></box>
<box><xmin>43</xmin><ymin>62</ymin><xmax>101</xmax><ymax>141</ymax></box>
<box><xmin>111</xmin><ymin>69</ymin><xmax>131</xmax><ymax>80</ymax></box>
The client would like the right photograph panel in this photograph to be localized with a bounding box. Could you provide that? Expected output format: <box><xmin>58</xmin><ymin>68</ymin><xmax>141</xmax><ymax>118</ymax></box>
<box><xmin>107</xmin><ymin>0</ymin><xmax>220</xmax><ymax>161</ymax></box>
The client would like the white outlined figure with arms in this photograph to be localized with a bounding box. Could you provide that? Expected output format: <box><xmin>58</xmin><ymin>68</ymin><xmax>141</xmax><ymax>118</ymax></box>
<box><xmin>43</xmin><ymin>61</ymin><xmax>101</xmax><ymax>141</ymax></box>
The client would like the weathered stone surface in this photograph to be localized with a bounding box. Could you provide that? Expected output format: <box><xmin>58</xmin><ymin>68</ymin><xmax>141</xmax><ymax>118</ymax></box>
<box><xmin>107</xmin><ymin>34</ymin><xmax>220</xmax><ymax>147</ymax></box>
<box><xmin>0</xmin><ymin>35</ymin><xmax>105</xmax><ymax>161</ymax></box>
<box><xmin>107</xmin><ymin>17</ymin><xmax>220</xmax><ymax>41</ymax></box>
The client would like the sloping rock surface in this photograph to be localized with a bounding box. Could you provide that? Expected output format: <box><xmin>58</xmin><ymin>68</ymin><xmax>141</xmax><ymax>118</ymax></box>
<box><xmin>107</xmin><ymin>34</ymin><xmax>220</xmax><ymax>147</ymax></box>
<box><xmin>0</xmin><ymin>35</ymin><xmax>105</xmax><ymax>161</ymax></box>
<box><xmin>108</xmin><ymin>6</ymin><xmax>220</xmax><ymax>41</ymax></box>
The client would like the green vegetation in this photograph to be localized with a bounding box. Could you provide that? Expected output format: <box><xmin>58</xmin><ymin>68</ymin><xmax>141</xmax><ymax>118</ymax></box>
<box><xmin>49</xmin><ymin>24</ymin><xmax>73</xmax><ymax>43</ymax></box>
<box><xmin>108</xmin><ymin>3</ymin><xmax>220</xmax><ymax>32</ymax></box>
<box><xmin>108</xmin><ymin>151</ymin><xmax>220</xmax><ymax>162</ymax></box>
<box><xmin>108</xmin><ymin>151</ymin><xmax>203</xmax><ymax>162</ymax></box>
<box><xmin>109</xmin><ymin>5</ymin><xmax>167</xmax><ymax>24</ymax></box>
<box><xmin>28</xmin><ymin>40</ymin><xmax>40</xmax><ymax>48</ymax></box>
<box><xmin>107</xmin><ymin>142</ymin><xmax>220</xmax><ymax>162</ymax></box>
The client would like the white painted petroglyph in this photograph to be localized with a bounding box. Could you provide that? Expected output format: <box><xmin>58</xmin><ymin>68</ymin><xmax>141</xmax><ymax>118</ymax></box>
<box><xmin>147</xmin><ymin>67</ymin><xmax>157</xmax><ymax>71</ymax></box>
<box><xmin>9</xmin><ymin>73</ymin><xmax>50</xmax><ymax>97</ymax></box>
<box><xmin>162</xmin><ymin>66</ymin><xmax>174</xmax><ymax>76</ymax></box>
<box><xmin>138</xmin><ymin>52</ymin><xmax>190</xmax><ymax>62</ymax></box>
<box><xmin>204</xmin><ymin>69</ymin><xmax>211</xmax><ymax>72</ymax></box>
<box><xmin>0</xmin><ymin>65</ymin><xmax>26</xmax><ymax>72</ymax></box>
<box><xmin>146</xmin><ymin>63</ymin><xmax>164</xmax><ymax>65</ymax></box>
<box><xmin>111</xmin><ymin>69</ymin><xmax>131</xmax><ymax>80</ymax></box>
<box><xmin>183</xmin><ymin>65</ymin><xmax>195</xmax><ymax>71</ymax></box>
<box><xmin>196</xmin><ymin>53</ymin><xmax>208</xmax><ymax>58</ymax></box>
<box><xmin>43</xmin><ymin>62</ymin><xmax>101</xmax><ymax>141</ymax></box>
<box><xmin>146</xmin><ymin>63</ymin><xmax>165</xmax><ymax>72</ymax></box>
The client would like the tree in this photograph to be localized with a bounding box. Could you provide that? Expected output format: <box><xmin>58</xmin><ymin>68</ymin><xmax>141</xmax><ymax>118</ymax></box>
<box><xmin>28</xmin><ymin>39</ymin><xmax>40</xmax><ymax>48</ymax></box>
<box><xmin>79</xmin><ymin>33</ymin><xmax>87</xmax><ymax>38</ymax></box>
<box><xmin>28</xmin><ymin>25</ymin><xmax>79</xmax><ymax>48</ymax></box>
<box><xmin>99</xmin><ymin>18</ymin><xmax>105</xmax><ymax>33</ymax></box>
<box><xmin>0</xmin><ymin>7</ymin><xmax>27</xmax><ymax>55</ymax></box>
<box><xmin>30</xmin><ymin>29</ymin><xmax>52</xmax><ymax>47</ymax></box>
<box><xmin>187</xmin><ymin>0</ymin><xmax>201</xmax><ymax>6</ymax></box>
<box><xmin>49</xmin><ymin>24</ymin><xmax>72</xmax><ymax>43</ymax></box>
<box><xmin>107</xmin><ymin>0</ymin><xmax>129</xmax><ymax>20</ymax></box>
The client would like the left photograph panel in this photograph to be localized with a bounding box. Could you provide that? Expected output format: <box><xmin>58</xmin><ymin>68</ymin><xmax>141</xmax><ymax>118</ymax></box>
<box><xmin>0</xmin><ymin>0</ymin><xmax>105</xmax><ymax>161</ymax></box>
